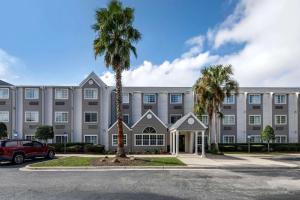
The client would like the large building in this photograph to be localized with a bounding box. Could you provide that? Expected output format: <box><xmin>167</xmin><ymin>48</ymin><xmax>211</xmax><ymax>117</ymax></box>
<box><xmin>0</xmin><ymin>72</ymin><xmax>299</xmax><ymax>153</ymax></box>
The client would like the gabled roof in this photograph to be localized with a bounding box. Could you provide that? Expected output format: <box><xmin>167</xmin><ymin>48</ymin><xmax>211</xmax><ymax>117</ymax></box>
<box><xmin>108</xmin><ymin>120</ymin><xmax>132</xmax><ymax>132</ymax></box>
<box><xmin>79</xmin><ymin>72</ymin><xmax>107</xmax><ymax>88</ymax></box>
<box><xmin>169</xmin><ymin>112</ymin><xmax>207</xmax><ymax>131</ymax></box>
<box><xmin>131</xmin><ymin>109</ymin><xmax>168</xmax><ymax>129</ymax></box>
<box><xmin>0</xmin><ymin>80</ymin><xmax>13</xmax><ymax>86</ymax></box>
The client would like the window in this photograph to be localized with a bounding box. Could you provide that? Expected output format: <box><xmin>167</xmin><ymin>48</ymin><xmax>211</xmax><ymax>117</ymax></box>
<box><xmin>123</xmin><ymin>114</ymin><xmax>129</xmax><ymax>125</ymax></box>
<box><xmin>55</xmin><ymin>112</ymin><xmax>68</xmax><ymax>123</ymax></box>
<box><xmin>197</xmin><ymin>135</ymin><xmax>208</xmax><ymax>145</ymax></box>
<box><xmin>249</xmin><ymin>115</ymin><xmax>261</xmax><ymax>125</ymax></box>
<box><xmin>84</xmin><ymin>112</ymin><xmax>98</xmax><ymax>123</ymax></box>
<box><xmin>274</xmin><ymin>94</ymin><xmax>286</xmax><ymax>104</ymax></box>
<box><xmin>0</xmin><ymin>88</ymin><xmax>9</xmax><ymax>99</ymax></box>
<box><xmin>122</xmin><ymin>93</ymin><xmax>129</xmax><ymax>104</ymax></box>
<box><xmin>275</xmin><ymin>115</ymin><xmax>287</xmax><ymax>125</ymax></box>
<box><xmin>223</xmin><ymin>95</ymin><xmax>235</xmax><ymax>104</ymax></box>
<box><xmin>135</xmin><ymin>135</ymin><xmax>142</xmax><ymax>146</ymax></box>
<box><xmin>249</xmin><ymin>135</ymin><xmax>261</xmax><ymax>143</ymax></box>
<box><xmin>170</xmin><ymin>114</ymin><xmax>182</xmax><ymax>124</ymax></box>
<box><xmin>84</xmin><ymin>88</ymin><xmax>98</xmax><ymax>99</ymax></box>
<box><xmin>200</xmin><ymin>115</ymin><xmax>208</xmax><ymax>125</ymax></box>
<box><xmin>143</xmin><ymin>94</ymin><xmax>156</xmax><ymax>104</ymax></box>
<box><xmin>135</xmin><ymin>127</ymin><xmax>164</xmax><ymax>146</ymax></box>
<box><xmin>55</xmin><ymin>88</ymin><xmax>68</xmax><ymax>99</ymax></box>
<box><xmin>170</xmin><ymin>94</ymin><xmax>182</xmax><ymax>104</ymax></box>
<box><xmin>4</xmin><ymin>141</ymin><xmax>18</xmax><ymax>147</ymax></box>
<box><xmin>274</xmin><ymin>135</ymin><xmax>287</xmax><ymax>143</ymax></box>
<box><xmin>248</xmin><ymin>94</ymin><xmax>261</xmax><ymax>104</ymax></box>
<box><xmin>112</xmin><ymin>134</ymin><xmax>127</xmax><ymax>146</ymax></box>
<box><xmin>223</xmin><ymin>135</ymin><xmax>235</xmax><ymax>144</ymax></box>
<box><xmin>55</xmin><ymin>135</ymin><xmax>67</xmax><ymax>144</ymax></box>
<box><xmin>0</xmin><ymin>111</ymin><xmax>9</xmax><ymax>122</ymax></box>
<box><xmin>25</xmin><ymin>111</ymin><xmax>39</xmax><ymax>122</ymax></box>
<box><xmin>33</xmin><ymin>141</ymin><xmax>43</xmax><ymax>148</ymax></box>
<box><xmin>223</xmin><ymin>115</ymin><xmax>235</xmax><ymax>125</ymax></box>
<box><xmin>25</xmin><ymin>135</ymin><xmax>35</xmax><ymax>141</ymax></box>
<box><xmin>25</xmin><ymin>88</ymin><xmax>39</xmax><ymax>99</ymax></box>
<box><xmin>85</xmin><ymin>135</ymin><xmax>98</xmax><ymax>145</ymax></box>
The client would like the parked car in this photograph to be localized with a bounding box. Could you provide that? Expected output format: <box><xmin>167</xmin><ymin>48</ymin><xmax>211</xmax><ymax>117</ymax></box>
<box><xmin>0</xmin><ymin>140</ymin><xmax>55</xmax><ymax>164</ymax></box>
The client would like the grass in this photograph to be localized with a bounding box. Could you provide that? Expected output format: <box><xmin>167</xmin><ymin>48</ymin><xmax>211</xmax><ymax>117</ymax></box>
<box><xmin>30</xmin><ymin>156</ymin><xmax>185</xmax><ymax>167</ymax></box>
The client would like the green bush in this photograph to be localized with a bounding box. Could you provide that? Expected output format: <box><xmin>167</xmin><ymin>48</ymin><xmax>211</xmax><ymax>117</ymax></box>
<box><xmin>84</xmin><ymin>144</ymin><xmax>105</xmax><ymax>153</ymax></box>
<box><xmin>66</xmin><ymin>145</ymin><xmax>83</xmax><ymax>153</ymax></box>
<box><xmin>49</xmin><ymin>143</ymin><xmax>105</xmax><ymax>154</ymax></box>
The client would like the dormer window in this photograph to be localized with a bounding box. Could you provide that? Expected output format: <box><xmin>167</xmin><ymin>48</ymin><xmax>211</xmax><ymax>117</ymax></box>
<box><xmin>84</xmin><ymin>88</ymin><xmax>98</xmax><ymax>99</ymax></box>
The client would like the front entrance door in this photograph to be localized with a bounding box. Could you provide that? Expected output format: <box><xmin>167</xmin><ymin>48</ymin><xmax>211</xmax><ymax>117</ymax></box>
<box><xmin>179</xmin><ymin>135</ymin><xmax>185</xmax><ymax>152</ymax></box>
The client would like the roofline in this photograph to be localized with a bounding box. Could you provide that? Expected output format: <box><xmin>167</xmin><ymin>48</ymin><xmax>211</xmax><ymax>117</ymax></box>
<box><xmin>169</xmin><ymin>112</ymin><xmax>207</xmax><ymax>131</ymax></box>
<box><xmin>131</xmin><ymin>109</ymin><xmax>168</xmax><ymax>129</ymax></box>
<box><xmin>108</xmin><ymin>120</ymin><xmax>132</xmax><ymax>132</ymax></box>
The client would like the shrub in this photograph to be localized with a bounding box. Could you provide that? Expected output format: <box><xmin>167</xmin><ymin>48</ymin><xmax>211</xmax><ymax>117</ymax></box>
<box><xmin>84</xmin><ymin>144</ymin><xmax>105</xmax><ymax>153</ymax></box>
<box><xmin>35</xmin><ymin>125</ymin><xmax>54</xmax><ymax>143</ymax></box>
<box><xmin>66</xmin><ymin>145</ymin><xmax>83</xmax><ymax>153</ymax></box>
<box><xmin>0</xmin><ymin>122</ymin><xmax>7</xmax><ymax>139</ymax></box>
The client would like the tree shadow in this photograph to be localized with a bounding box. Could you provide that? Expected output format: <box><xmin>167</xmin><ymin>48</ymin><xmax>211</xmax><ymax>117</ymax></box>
<box><xmin>0</xmin><ymin>157</ymin><xmax>58</xmax><ymax>168</ymax></box>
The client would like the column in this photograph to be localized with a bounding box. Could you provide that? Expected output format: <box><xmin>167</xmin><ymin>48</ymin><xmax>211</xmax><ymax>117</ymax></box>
<box><xmin>189</xmin><ymin>132</ymin><xmax>194</xmax><ymax>153</ymax></box>
<box><xmin>158</xmin><ymin>92</ymin><xmax>168</xmax><ymax>124</ymax></box>
<box><xmin>201</xmin><ymin>130</ymin><xmax>206</xmax><ymax>158</ymax></box>
<box><xmin>169</xmin><ymin>131</ymin><xmax>173</xmax><ymax>154</ymax></box>
<box><xmin>288</xmin><ymin>92</ymin><xmax>298</xmax><ymax>143</ymax></box>
<box><xmin>172</xmin><ymin>131</ymin><xmax>176</xmax><ymax>155</ymax></box>
<box><xmin>263</xmin><ymin>92</ymin><xmax>273</xmax><ymax>128</ymax></box>
<box><xmin>132</xmin><ymin>91</ymin><xmax>142</xmax><ymax>124</ymax></box>
<box><xmin>175</xmin><ymin>131</ymin><xmax>179</xmax><ymax>156</ymax></box>
<box><xmin>194</xmin><ymin>131</ymin><xmax>198</xmax><ymax>155</ymax></box>
<box><xmin>237</xmin><ymin>92</ymin><xmax>247</xmax><ymax>142</ymax></box>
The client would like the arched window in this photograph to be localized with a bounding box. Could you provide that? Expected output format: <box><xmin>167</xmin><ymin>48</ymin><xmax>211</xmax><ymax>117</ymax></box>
<box><xmin>143</xmin><ymin>127</ymin><xmax>156</xmax><ymax>134</ymax></box>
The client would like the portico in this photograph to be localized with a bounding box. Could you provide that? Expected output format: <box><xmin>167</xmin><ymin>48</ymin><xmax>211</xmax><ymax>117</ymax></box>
<box><xmin>169</xmin><ymin>112</ymin><xmax>207</xmax><ymax>157</ymax></box>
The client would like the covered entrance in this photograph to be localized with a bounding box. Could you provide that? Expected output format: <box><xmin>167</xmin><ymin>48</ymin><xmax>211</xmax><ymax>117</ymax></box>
<box><xmin>169</xmin><ymin>112</ymin><xmax>207</xmax><ymax>157</ymax></box>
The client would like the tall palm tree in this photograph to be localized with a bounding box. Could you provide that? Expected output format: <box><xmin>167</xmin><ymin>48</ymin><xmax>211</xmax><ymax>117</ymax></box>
<box><xmin>194</xmin><ymin>64</ymin><xmax>239</xmax><ymax>152</ymax></box>
<box><xmin>92</xmin><ymin>0</ymin><xmax>141</xmax><ymax>157</ymax></box>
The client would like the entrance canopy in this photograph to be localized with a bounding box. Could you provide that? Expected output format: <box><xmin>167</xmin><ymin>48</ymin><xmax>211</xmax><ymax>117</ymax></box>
<box><xmin>169</xmin><ymin>112</ymin><xmax>207</xmax><ymax>157</ymax></box>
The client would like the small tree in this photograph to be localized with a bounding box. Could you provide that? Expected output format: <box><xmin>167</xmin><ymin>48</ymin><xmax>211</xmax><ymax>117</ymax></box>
<box><xmin>0</xmin><ymin>122</ymin><xmax>8</xmax><ymax>139</ymax></box>
<box><xmin>261</xmin><ymin>125</ymin><xmax>275</xmax><ymax>152</ymax></box>
<box><xmin>35</xmin><ymin>125</ymin><xmax>54</xmax><ymax>144</ymax></box>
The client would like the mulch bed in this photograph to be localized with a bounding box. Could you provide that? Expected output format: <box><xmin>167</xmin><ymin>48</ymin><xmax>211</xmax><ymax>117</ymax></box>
<box><xmin>92</xmin><ymin>157</ymin><xmax>152</xmax><ymax>166</ymax></box>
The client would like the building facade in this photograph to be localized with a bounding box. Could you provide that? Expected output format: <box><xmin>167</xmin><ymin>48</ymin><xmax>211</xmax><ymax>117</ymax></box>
<box><xmin>0</xmin><ymin>73</ymin><xmax>299</xmax><ymax>153</ymax></box>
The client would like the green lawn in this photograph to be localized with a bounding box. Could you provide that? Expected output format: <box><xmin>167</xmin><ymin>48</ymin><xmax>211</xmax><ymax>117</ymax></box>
<box><xmin>30</xmin><ymin>156</ymin><xmax>185</xmax><ymax>167</ymax></box>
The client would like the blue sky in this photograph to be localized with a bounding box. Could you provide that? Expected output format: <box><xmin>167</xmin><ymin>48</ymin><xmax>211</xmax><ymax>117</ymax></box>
<box><xmin>1</xmin><ymin>0</ymin><xmax>299</xmax><ymax>87</ymax></box>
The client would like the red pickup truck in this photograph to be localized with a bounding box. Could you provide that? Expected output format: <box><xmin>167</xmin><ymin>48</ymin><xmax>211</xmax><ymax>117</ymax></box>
<box><xmin>0</xmin><ymin>140</ymin><xmax>55</xmax><ymax>164</ymax></box>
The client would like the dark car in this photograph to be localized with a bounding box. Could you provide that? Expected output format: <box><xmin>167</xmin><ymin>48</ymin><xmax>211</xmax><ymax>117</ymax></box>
<box><xmin>0</xmin><ymin>140</ymin><xmax>55</xmax><ymax>164</ymax></box>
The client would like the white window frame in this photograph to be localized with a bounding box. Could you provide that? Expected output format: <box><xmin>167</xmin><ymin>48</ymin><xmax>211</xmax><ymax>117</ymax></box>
<box><xmin>0</xmin><ymin>111</ymin><xmax>9</xmax><ymax>122</ymax></box>
<box><xmin>134</xmin><ymin>134</ymin><xmax>165</xmax><ymax>146</ymax></box>
<box><xmin>55</xmin><ymin>111</ymin><xmax>68</xmax><ymax>123</ymax></box>
<box><xmin>123</xmin><ymin>114</ymin><xmax>130</xmax><ymax>124</ymax></box>
<box><xmin>200</xmin><ymin>115</ymin><xmax>209</xmax><ymax>125</ymax></box>
<box><xmin>274</xmin><ymin>135</ymin><xmax>287</xmax><ymax>143</ymax></box>
<box><xmin>275</xmin><ymin>115</ymin><xmax>287</xmax><ymax>125</ymax></box>
<box><xmin>122</xmin><ymin>93</ymin><xmax>130</xmax><ymax>104</ymax></box>
<box><xmin>248</xmin><ymin>94</ymin><xmax>261</xmax><ymax>104</ymax></box>
<box><xmin>223</xmin><ymin>135</ymin><xmax>235</xmax><ymax>144</ymax></box>
<box><xmin>223</xmin><ymin>115</ymin><xmax>235</xmax><ymax>125</ymax></box>
<box><xmin>112</xmin><ymin>134</ymin><xmax>127</xmax><ymax>146</ymax></box>
<box><xmin>55</xmin><ymin>88</ymin><xmax>69</xmax><ymax>100</ymax></box>
<box><xmin>249</xmin><ymin>135</ymin><xmax>261</xmax><ymax>143</ymax></box>
<box><xmin>84</xmin><ymin>135</ymin><xmax>98</xmax><ymax>145</ymax></box>
<box><xmin>197</xmin><ymin>135</ymin><xmax>208</xmax><ymax>145</ymax></box>
<box><xmin>25</xmin><ymin>88</ymin><xmax>39</xmax><ymax>100</ymax></box>
<box><xmin>0</xmin><ymin>88</ymin><xmax>9</xmax><ymax>99</ymax></box>
<box><xmin>223</xmin><ymin>94</ymin><xmax>235</xmax><ymax>104</ymax></box>
<box><xmin>274</xmin><ymin>94</ymin><xmax>286</xmax><ymax>104</ymax></box>
<box><xmin>143</xmin><ymin>93</ymin><xmax>156</xmax><ymax>104</ymax></box>
<box><xmin>55</xmin><ymin>135</ymin><xmax>68</xmax><ymax>144</ymax></box>
<box><xmin>84</xmin><ymin>112</ymin><xmax>98</xmax><ymax>123</ymax></box>
<box><xmin>84</xmin><ymin>88</ymin><xmax>98</xmax><ymax>99</ymax></box>
<box><xmin>170</xmin><ymin>93</ymin><xmax>182</xmax><ymax>104</ymax></box>
<box><xmin>170</xmin><ymin>114</ymin><xmax>182</xmax><ymax>124</ymax></box>
<box><xmin>24</xmin><ymin>111</ymin><xmax>39</xmax><ymax>123</ymax></box>
<box><xmin>249</xmin><ymin>115</ymin><xmax>261</xmax><ymax>125</ymax></box>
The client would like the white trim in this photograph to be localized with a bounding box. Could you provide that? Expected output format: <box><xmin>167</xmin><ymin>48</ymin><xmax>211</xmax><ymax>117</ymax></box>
<box><xmin>112</xmin><ymin>134</ymin><xmax>127</xmax><ymax>146</ymax></box>
<box><xmin>199</xmin><ymin>115</ymin><xmax>209</xmax><ymax>125</ymax></box>
<box><xmin>222</xmin><ymin>135</ymin><xmax>235</xmax><ymax>144</ymax></box>
<box><xmin>0</xmin><ymin>111</ymin><xmax>9</xmax><ymax>122</ymax></box>
<box><xmin>248</xmin><ymin>115</ymin><xmax>261</xmax><ymax>125</ymax></box>
<box><xmin>83</xmin><ymin>88</ymin><xmax>98</xmax><ymax>100</ymax></box>
<box><xmin>123</xmin><ymin>114</ymin><xmax>130</xmax><ymax>124</ymax></box>
<box><xmin>55</xmin><ymin>88</ymin><xmax>69</xmax><ymax>100</ymax></box>
<box><xmin>170</xmin><ymin>93</ymin><xmax>183</xmax><ymax>104</ymax></box>
<box><xmin>223</xmin><ymin>94</ymin><xmax>235</xmax><ymax>104</ymax></box>
<box><xmin>54</xmin><ymin>111</ymin><xmax>69</xmax><ymax>123</ymax></box>
<box><xmin>0</xmin><ymin>88</ymin><xmax>9</xmax><ymax>99</ymax></box>
<box><xmin>143</xmin><ymin>93</ymin><xmax>156</xmax><ymax>104</ymax></box>
<box><xmin>122</xmin><ymin>93</ymin><xmax>130</xmax><ymax>104</ymax></box>
<box><xmin>25</xmin><ymin>88</ymin><xmax>39</xmax><ymax>100</ymax></box>
<box><xmin>248</xmin><ymin>94</ymin><xmax>261</xmax><ymax>104</ymax></box>
<box><xmin>79</xmin><ymin>73</ymin><xmax>105</xmax><ymax>88</ymax></box>
<box><xmin>169</xmin><ymin>112</ymin><xmax>208</xmax><ymax>131</ymax></box>
<box><xmin>274</xmin><ymin>115</ymin><xmax>287</xmax><ymax>125</ymax></box>
<box><xmin>134</xmin><ymin>134</ymin><xmax>165</xmax><ymax>146</ymax></box>
<box><xmin>55</xmin><ymin>134</ymin><xmax>68</xmax><ymax>143</ymax></box>
<box><xmin>84</xmin><ymin>111</ymin><xmax>98</xmax><ymax>123</ymax></box>
<box><xmin>274</xmin><ymin>135</ymin><xmax>287</xmax><ymax>143</ymax></box>
<box><xmin>108</xmin><ymin>120</ymin><xmax>132</xmax><ymax>132</ymax></box>
<box><xmin>84</xmin><ymin>135</ymin><xmax>98</xmax><ymax>144</ymax></box>
<box><xmin>222</xmin><ymin>115</ymin><xmax>236</xmax><ymax>125</ymax></box>
<box><xmin>24</xmin><ymin>111</ymin><xmax>39</xmax><ymax>123</ymax></box>
<box><xmin>131</xmin><ymin>109</ymin><xmax>168</xmax><ymax>129</ymax></box>
<box><xmin>274</xmin><ymin>94</ymin><xmax>287</xmax><ymax>104</ymax></box>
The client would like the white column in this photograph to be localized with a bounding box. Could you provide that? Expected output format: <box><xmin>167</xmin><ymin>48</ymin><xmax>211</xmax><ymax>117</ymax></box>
<box><xmin>189</xmin><ymin>132</ymin><xmax>194</xmax><ymax>153</ymax></box>
<box><xmin>194</xmin><ymin>131</ymin><xmax>198</xmax><ymax>155</ymax></box>
<box><xmin>201</xmin><ymin>130</ymin><xmax>206</xmax><ymax>158</ymax></box>
<box><xmin>132</xmin><ymin>91</ymin><xmax>142</xmax><ymax>124</ymax></box>
<box><xmin>263</xmin><ymin>92</ymin><xmax>273</xmax><ymax>128</ymax></box>
<box><xmin>169</xmin><ymin>131</ymin><xmax>173</xmax><ymax>154</ymax></box>
<box><xmin>175</xmin><ymin>131</ymin><xmax>179</xmax><ymax>156</ymax></box>
<box><xmin>172</xmin><ymin>131</ymin><xmax>176</xmax><ymax>155</ymax></box>
<box><xmin>184</xmin><ymin>90</ymin><xmax>194</xmax><ymax>115</ymax></box>
<box><xmin>289</xmin><ymin>93</ymin><xmax>298</xmax><ymax>143</ymax></box>
<box><xmin>158</xmin><ymin>92</ymin><xmax>168</xmax><ymax>124</ymax></box>
<box><xmin>237</xmin><ymin>92</ymin><xmax>247</xmax><ymax>143</ymax></box>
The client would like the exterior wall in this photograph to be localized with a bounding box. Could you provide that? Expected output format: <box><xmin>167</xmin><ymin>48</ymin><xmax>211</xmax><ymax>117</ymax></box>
<box><xmin>111</xmin><ymin>91</ymin><xmax>133</xmax><ymax>126</ymax></box>
<box><xmin>236</xmin><ymin>93</ymin><xmax>247</xmax><ymax>142</ymax></box>
<box><xmin>141</xmin><ymin>93</ymin><xmax>158</xmax><ymax>115</ymax></box>
<box><xmin>108</xmin><ymin>124</ymin><xmax>132</xmax><ymax>153</ymax></box>
<box><xmin>168</xmin><ymin>93</ymin><xmax>184</xmax><ymax>124</ymax></box>
<box><xmin>158</xmin><ymin>92</ymin><xmax>168</xmax><ymax>124</ymax></box>
<box><xmin>288</xmin><ymin>93</ymin><xmax>298</xmax><ymax>143</ymax></box>
<box><xmin>272</xmin><ymin>93</ymin><xmax>289</xmax><ymax>140</ymax></box>
<box><xmin>0</xmin><ymin>87</ymin><xmax>13</xmax><ymax>138</ymax></box>
<box><xmin>73</xmin><ymin>88</ymin><xmax>82</xmax><ymax>142</ymax></box>
<box><xmin>220</xmin><ymin>95</ymin><xmax>237</xmax><ymax>143</ymax></box>
<box><xmin>246</xmin><ymin>93</ymin><xmax>263</xmax><ymax>136</ymax></box>
<box><xmin>132</xmin><ymin>92</ymin><xmax>142</xmax><ymax>124</ymax></box>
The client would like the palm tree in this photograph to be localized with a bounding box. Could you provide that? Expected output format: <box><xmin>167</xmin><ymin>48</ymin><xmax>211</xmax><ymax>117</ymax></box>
<box><xmin>194</xmin><ymin>65</ymin><xmax>239</xmax><ymax>152</ymax></box>
<box><xmin>92</xmin><ymin>0</ymin><xmax>141</xmax><ymax>157</ymax></box>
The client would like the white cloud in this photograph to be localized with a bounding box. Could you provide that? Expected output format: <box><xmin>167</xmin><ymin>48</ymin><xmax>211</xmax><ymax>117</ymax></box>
<box><xmin>101</xmin><ymin>0</ymin><xmax>300</xmax><ymax>87</ymax></box>
<box><xmin>0</xmin><ymin>49</ymin><xmax>21</xmax><ymax>83</ymax></box>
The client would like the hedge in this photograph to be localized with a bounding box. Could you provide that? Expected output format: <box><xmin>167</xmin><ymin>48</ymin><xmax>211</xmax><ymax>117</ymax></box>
<box><xmin>217</xmin><ymin>143</ymin><xmax>300</xmax><ymax>152</ymax></box>
<box><xmin>49</xmin><ymin>143</ymin><xmax>105</xmax><ymax>154</ymax></box>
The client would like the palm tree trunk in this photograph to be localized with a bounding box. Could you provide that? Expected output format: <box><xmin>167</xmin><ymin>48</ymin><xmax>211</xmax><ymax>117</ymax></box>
<box><xmin>213</xmin><ymin>112</ymin><xmax>220</xmax><ymax>153</ymax></box>
<box><xmin>115</xmin><ymin>67</ymin><xmax>126</xmax><ymax>157</ymax></box>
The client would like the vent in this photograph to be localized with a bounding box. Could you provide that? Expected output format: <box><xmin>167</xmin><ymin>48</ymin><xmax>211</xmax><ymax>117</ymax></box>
<box><xmin>144</xmin><ymin>105</ymin><xmax>152</xmax><ymax>109</ymax></box>
<box><xmin>252</xmin><ymin>106</ymin><xmax>261</xmax><ymax>109</ymax></box>
<box><xmin>252</xmin><ymin>126</ymin><xmax>261</xmax><ymax>130</ymax></box>
<box><xmin>0</xmin><ymin>101</ymin><xmax>6</xmax><ymax>105</ymax></box>
<box><xmin>88</xmin><ymin>102</ymin><xmax>98</xmax><ymax>106</ymax></box>
<box><xmin>55</xmin><ymin>102</ymin><xmax>65</xmax><ymax>106</ymax></box>
<box><xmin>275</xmin><ymin>106</ymin><xmax>283</xmax><ymax>109</ymax></box>
<box><xmin>223</xmin><ymin>106</ymin><xmax>232</xmax><ymax>109</ymax></box>
<box><xmin>123</xmin><ymin>105</ymin><xmax>130</xmax><ymax>109</ymax></box>
<box><xmin>55</xmin><ymin>125</ymin><xmax>65</xmax><ymax>129</ymax></box>
<box><xmin>29</xmin><ymin>101</ymin><xmax>39</xmax><ymax>106</ymax></box>
<box><xmin>224</xmin><ymin>126</ymin><xmax>232</xmax><ymax>130</ymax></box>
<box><xmin>174</xmin><ymin>106</ymin><xmax>182</xmax><ymax>109</ymax></box>
<box><xmin>29</xmin><ymin>125</ymin><xmax>38</xmax><ymax>129</ymax></box>
<box><xmin>276</xmin><ymin>126</ymin><xmax>284</xmax><ymax>130</ymax></box>
<box><xmin>88</xmin><ymin>125</ymin><xmax>98</xmax><ymax>129</ymax></box>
